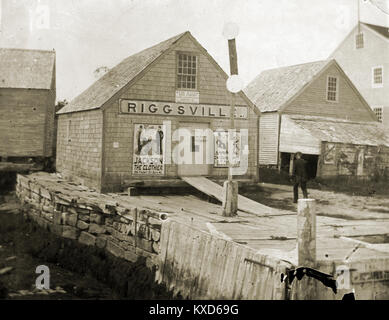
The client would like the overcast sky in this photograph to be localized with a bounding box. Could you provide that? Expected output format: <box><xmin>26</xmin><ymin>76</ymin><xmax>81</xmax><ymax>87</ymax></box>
<box><xmin>0</xmin><ymin>0</ymin><xmax>388</xmax><ymax>101</ymax></box>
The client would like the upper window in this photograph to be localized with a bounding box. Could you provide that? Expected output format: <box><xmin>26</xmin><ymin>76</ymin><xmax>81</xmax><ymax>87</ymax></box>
<box><xmin>177</xmin><ymin>53</ymin><xmax>197</xmax><ymax>90</ymax></box>
<box><xmin>374</xmin><ymin>107</ymin><xmax>383</xmax><ymax>122</ymax></box>
<box><xmin>355</xmin><ymin>32</ymin><xmax>364</xmax><ymax>49</ymax></box>
<box><xmin>372</xmin><ymin>67</ymin><xmax>383</xmax><ymax>88</ymax></box>
<box><xmin>326</xmin><ymin>76</ymin><xmax>338</xmax><ymax>102</ymax></box>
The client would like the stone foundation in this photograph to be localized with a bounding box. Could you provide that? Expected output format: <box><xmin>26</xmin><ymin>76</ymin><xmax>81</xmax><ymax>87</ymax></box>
<box><xmin>15</xmin><ymin>173</ymin><xmax>165</xmax><ymax>269</ymax></box>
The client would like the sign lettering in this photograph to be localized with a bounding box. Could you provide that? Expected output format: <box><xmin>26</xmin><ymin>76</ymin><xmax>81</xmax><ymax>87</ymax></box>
<box><xmin>119</xmin><ymin>100</ymin><xmax>248</xmax><ymax>119</ymax></box>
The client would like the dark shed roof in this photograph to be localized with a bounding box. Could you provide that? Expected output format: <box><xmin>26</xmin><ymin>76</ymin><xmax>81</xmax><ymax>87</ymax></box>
<box><xmin>58</xmin><ymin>32</ymin><xmax>187</xmax><ymax>114</ymax></box>
<box><xmin>287</xmin><ymin>115</ymin><xmax>389</xmax><ymax>147</ymax></box>
<box><xmin>0</xmin><ymin>48</ymin><xmax>55</xmax><ymax>90</ymax></box>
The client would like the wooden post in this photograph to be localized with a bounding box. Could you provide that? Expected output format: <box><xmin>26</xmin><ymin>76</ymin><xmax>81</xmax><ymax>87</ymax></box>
<box><xmin>223</xmin><ymin>35</ymin><xmax>239</xmax><ymax>217</ymax></box>
<box><xmin>222</xmin><ymin>180</ymin><xmax>238</xmax><ymax>216</ymax></box>
<box><xmin>296</xmin><ymin>198</ymin><xmax>317</xmax><ymax>299</ymax></box>
<box><xmin>289</xmin><ymin>153</ymin><xmax>294</xmax><ymax>176</ymax></box>
<box><xmin>297</xmin><ymin>199</ymin><xmax>316</xmax><ymax>266</ymax></box>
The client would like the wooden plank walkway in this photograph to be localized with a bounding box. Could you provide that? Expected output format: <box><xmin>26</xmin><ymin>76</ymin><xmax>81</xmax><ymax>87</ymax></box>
<box><xmin>115</xmin><ymin>192</ymin><xmax>389</xmax><ymax>265</ymax></box>
<box><xmin>20</xmin><ymin>173</ymin><xmax>389</xmax><ymax>272</ymax></box>
<box><xmin>181</xmin><ymin>176</ymin><xmax>292</xmax><ymax>217</ymax></box>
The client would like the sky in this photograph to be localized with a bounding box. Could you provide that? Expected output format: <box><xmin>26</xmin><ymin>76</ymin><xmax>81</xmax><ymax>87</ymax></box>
<box><xmin>0</xmin><ymin>0</ymin><xmax>388</xmax><ymax>102</ymax></box>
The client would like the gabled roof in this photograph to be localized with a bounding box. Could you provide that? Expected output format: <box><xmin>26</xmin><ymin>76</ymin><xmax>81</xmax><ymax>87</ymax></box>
<box><xmin>244</xmin><ymin>60</ymin><xmax>330</xmax><ymax>112</ymax></box>
<box><xmin>0</xmin><ymin>48</ymin><xmax>55</xmax><ymax>89</ymax></box>
<box><xmin>286</xmin><ymin>115</ymin><xmax>389</xmax><ymax>147</ymax></box>
<box><xmin>362</xmin><ymin>22</ymin><xmax>389</xmax><ymax>40</ymax></box>
<box><xmin>58</xmin><ymin>32</ymin><xmax>186</xmax><ymax>114</ymax></box>
<box><xmin>59</xmin><ymin>31</ymin><xmax>257</xmax><ymax>115</ymax></box>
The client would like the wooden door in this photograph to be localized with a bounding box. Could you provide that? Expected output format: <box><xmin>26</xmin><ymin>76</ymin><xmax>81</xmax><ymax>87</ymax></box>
<box><xmin>177</xmin><ymin>122</ymin><xmax>210</xmax><ymax>176</ymax></box>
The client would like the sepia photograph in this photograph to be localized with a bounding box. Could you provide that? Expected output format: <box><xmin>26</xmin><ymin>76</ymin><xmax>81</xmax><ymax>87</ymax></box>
<box><xmin>0</xmin><ymin>0</ymin><xmax>389</xmax><ymax>312</ymax></box>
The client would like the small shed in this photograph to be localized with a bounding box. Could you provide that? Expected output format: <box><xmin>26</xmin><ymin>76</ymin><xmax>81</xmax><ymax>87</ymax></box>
<box><xmin>244</xmin><ymin>59</ymin><xmax>389</xmax><ymax>179</ymax></box>
<box><xmin>56</xmin><ymin>31</ymin><xmax>259</xmax><ymax>192</ymax></box>
<box><xmin>280</xmin><ymin>115</ymin><xmax>389</xmax><ymax>178</ymax></box>
<box><xmin>0</xmin><ymin>48</ymin><xmax>56</xmax><ymax>162</ymax></box>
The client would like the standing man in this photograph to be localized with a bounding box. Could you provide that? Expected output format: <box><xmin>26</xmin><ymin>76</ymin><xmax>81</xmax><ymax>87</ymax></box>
<box><xmin>291</xmin><ymin>152</ymin><xmax>308</xmax><ymax>203</ymax></box>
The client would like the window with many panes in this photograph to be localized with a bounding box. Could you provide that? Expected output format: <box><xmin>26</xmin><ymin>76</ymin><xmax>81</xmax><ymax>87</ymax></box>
<box><xmin>177</xmin><ymin>53</ymin><xmax>197</xmax><ymax>89</ymax></box>
<box><xmin>355</xmin><ymin>32</ymin><xmax>364</xmax><ymax>49</ymax></box>
<box><xmin>326</xmin><ymin>76</ymin><xmax>338</xmax><ymax>102</ymax></box>
<box><xmin>372</xmin><ymin>67</ymin><xmax>383</xmax><ymax>87</ymax></box>
<box><xmin>374</xmin><ymin>107</ymin><xmax>383</xmax><ymax>122</ymax></box>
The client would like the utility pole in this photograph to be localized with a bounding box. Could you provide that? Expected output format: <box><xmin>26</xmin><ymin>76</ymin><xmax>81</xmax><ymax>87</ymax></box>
<box><xmin>222</xmin><ymin>23</ymin><xmax>241</xmax><ymax>217</ymax></box>
<box><xmin>358</xmin><ymin>0</ymin><xmax>361</xmax><ymax>33</ymax></box>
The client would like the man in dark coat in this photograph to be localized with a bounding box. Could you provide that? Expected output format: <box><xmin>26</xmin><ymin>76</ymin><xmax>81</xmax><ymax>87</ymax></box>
<box><xmin>292</xmin><ymin>152</ymin><xmax>308</xmax><ymax>203</ymax></box>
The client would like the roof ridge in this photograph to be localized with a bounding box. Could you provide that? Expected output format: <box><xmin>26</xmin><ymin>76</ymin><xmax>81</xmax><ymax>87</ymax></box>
<box><xmin>258</xmin><ymin>59</ymin><xmax>329</xmax><ymax>74</ymax></box>
<box><xmin>289</xmin><ymin>115</ymin><xmax>378</xmax><ymax>125</ymax></box>
<box><xmin>0</xmin><ymin>47</ymin><xmax>56</xmax><ymax>54</ymax></box>
<box><xmin>58</xmin><ymin>31</ymin><xmax>189</xmax><ymax>114</ymax></box>
<box><xmin>361</xmin><ymin>21</ymin><xmax>389</xmax><ymax>29</ymax></box>
<box><xmin>127</xmin><ymin>31</ymin><xmax>187</xmax><ymax>57</ymax></box>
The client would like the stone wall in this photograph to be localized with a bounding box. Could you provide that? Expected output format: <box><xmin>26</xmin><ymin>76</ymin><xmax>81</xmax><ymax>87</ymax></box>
<box><xmin>15</xmin><ymin>173</ymin><xmax>164</xmax><ymax>269</ymax></box>
<box><xmin>15</xmin><ymin>172</ymin><xmax>295</xmax><ymax>300</ymax></box>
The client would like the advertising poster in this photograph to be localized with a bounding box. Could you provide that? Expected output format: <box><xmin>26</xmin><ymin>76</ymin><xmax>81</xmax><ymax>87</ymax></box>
<box><xmin>133</xmin><ymin>124</ymin><xmax>165</xmax><ymax>175</ymax></box>
<box><xmin>324</xmin><ymin>143</ymin><xmax>336</xmax><ymax>164</ymax></box>
<box><xmin>214</xmin><ymin>131</ymin><xmax>241</xmax><ymax>167</ymax></box>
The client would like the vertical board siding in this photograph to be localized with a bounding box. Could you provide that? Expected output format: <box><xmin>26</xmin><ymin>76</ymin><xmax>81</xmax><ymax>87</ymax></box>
<box><xmin>259</xmin><ymin>113</ymin><xmax>279</xmax><ymax>165</ymax></box>
<box><xmin>157</xmin><ymin>220</ymin><xmax>291</xmax><ymax>300</ymax></box>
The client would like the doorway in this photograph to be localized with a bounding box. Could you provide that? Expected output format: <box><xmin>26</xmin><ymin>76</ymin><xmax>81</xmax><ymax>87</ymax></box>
<box><xmin>280</xmin><ymin>152</ymin><xmax>318</xmax><ymax>179</ymax></box>
<box><xmin>177</xmin><ymin>122</ymin><xmax>211</xmax><ymax>176</ymax></box>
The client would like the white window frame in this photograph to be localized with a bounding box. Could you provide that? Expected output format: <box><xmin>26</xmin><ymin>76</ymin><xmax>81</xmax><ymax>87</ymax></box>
<box><xmin>355</xmin><ymin>32</ymin><xmax>364</xmax><ymax>50</ymax></box>
<box><xmin>373</xmin><ymin>106</ymin><xmax>383</xmax><ymax>122</ymax></box>
<box><xmin>176</xmin><ymin>52</ymin><xmax>198</xmax><ymax>91</ymax></box>
<box><xmin>372</xmin><ymin>66</ymin><xmax>384</xmax><ymax>88</ymax></box>
<box><xmin>326</xmin><ymin>75</ymin><xmax>339</xmax><ymax>102</ymax></box>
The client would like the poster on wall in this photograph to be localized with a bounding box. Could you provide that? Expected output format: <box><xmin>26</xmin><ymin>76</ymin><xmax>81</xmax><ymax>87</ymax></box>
<box><xmin>323</xmin><ymin>143</ymin><xmax>336</xmax><ymax>164</ymax></box>
<box><xmin>214</xmin><ymin>131</ymin><xmax>241</xmax><ymax>167</ymax></box>
<box><xmin>338</xmin><ymin>146</ymin><xmax>357</xmax><ymax>175</ymax></box>
<box><xmin>133</xmin><ymin>124</ymin><xmax>165</xmax><ymax>175</ymax></box>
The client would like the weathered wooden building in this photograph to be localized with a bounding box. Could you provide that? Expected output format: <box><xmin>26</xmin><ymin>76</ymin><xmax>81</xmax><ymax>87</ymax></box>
<box><xmin>0</xmin><ymin>48</ymin><xmax>56</xmax><ymax>165</ymax></box>
<box><xmin>330</xmin><ymin>22</ymin><xmax>389</xmax><ymax>127</ymax></box>
<box><xmin>244</xmin><ymin>59</ymin><xmax>389</xmax><ymax>179</ymax></box>
<box><xmin>57</xmin><ymin>31</ymin><xmax>258</xmax><ymax>192</ymax></box>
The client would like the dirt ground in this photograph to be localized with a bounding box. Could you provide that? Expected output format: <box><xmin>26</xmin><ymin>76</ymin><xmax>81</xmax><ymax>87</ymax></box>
<box><xmin>242</xmin><ymin>183</ymin><xmax>389</xmax><ymax>221</ymax></box>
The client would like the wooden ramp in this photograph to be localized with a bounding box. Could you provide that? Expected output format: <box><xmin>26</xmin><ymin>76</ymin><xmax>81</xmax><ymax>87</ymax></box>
<box><xmin>181</xmin><ymin>176</ymin><xmax>292</xmax><ymax>217</ymax></box>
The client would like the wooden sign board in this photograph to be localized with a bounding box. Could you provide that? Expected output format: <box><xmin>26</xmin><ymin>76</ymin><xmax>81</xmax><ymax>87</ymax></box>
<box><xmin>175</xmin><ymin>90</ymin><xmax>200</xmax><ymax>104</ymax></box>
<box><xmin>119</xmin><ymin>99</ymin><xmax>248</xmax><ymax>119</ymax></box>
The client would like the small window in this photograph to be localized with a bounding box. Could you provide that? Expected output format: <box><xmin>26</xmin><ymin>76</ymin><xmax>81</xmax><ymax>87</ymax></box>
<box><xmin>372</xmin><ymin>67</ymin><xmax>383</xmax><ymax>87</ymax></box>
<box><xmin>355</xmin><ymin>32</ymin><xmax>364</xmax><ymax>49</ymax></box>
<box><xmin>177</xmin><ymin>53</ymin><xmax>197</xmax><ymax>89</ymax></box>
<box><xmin>326</xmin><ymin>76</ymin><xmax>338</xmax><ymax>102</ymax></box>
<box><xmin>374</xmin><ymin>107</ymin><xmax>383</xmax><ymax>122</ymax></box>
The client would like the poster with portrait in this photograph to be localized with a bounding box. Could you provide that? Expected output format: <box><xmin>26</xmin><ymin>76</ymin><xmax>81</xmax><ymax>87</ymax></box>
<box><xmin>214</xmin><ymin>131</ymin><xmax>241</xmax><ymax>167</ymax></box>
<box><xmin>133</xmin><ymin>124</ymin><xmax>165</xmax><ymax>175</ymax></box>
